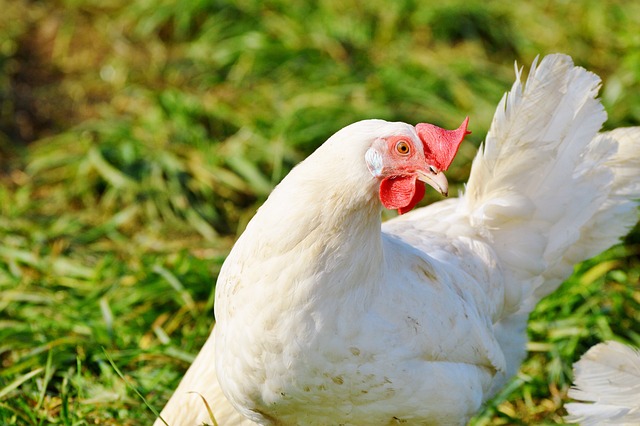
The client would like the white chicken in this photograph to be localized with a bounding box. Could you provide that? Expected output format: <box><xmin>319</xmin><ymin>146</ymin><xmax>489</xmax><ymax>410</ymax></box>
<box><xmin>155</xmin><ymin>54</ymin><xmax>640</xmax><ymax>426</ymax></box>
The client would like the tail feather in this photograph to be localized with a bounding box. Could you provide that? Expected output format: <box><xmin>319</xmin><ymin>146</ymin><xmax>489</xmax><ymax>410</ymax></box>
<box><xmin>565</xmin><ymin>341</ymin><xmax>640</xmax><ymax>425</ymax></box>
<box><xmin>535</xmin><ymin>127</ymin><xmax>640</xmax><ymax>298</ymax></box>
<box><xmin>463</xmin><ymin>54</ymin><xmax>640</xmax><ymax>311</ymax></box>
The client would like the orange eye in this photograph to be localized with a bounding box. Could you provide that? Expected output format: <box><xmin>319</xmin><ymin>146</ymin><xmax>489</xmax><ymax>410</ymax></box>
<box><xmin>395</xmin><ymin>140</ymin><xmax>411</xmax><ymax>155</ymax></box>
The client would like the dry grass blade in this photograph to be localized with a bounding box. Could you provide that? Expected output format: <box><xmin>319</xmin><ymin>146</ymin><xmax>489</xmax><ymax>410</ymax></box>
<box><xmin>0</xmin><ymin>368</ymin><xmax>43</xmax><ymax>401</ymax></box>
<box><xmin>188</xmin><ymin>391</ymin><xmax>220</xmax><ymax>426</ymax></box>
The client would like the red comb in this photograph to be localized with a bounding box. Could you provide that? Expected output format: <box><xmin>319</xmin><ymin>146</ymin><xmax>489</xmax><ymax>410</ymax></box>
<box><xmin>415</xmin><ymin>117</ymin><xmax>470</xmax><ymax>171</ymax></box>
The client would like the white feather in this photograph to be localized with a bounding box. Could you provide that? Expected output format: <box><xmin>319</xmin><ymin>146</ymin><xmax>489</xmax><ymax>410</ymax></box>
<box><xmin>464</xmin><ymin>55</ymin><xmax>639</xmax><ymax>311</ymax></box>
<box><xmin>565</xmin><ymin>341</ymin><xmax>640</xmax><ymax>425</ymax></box>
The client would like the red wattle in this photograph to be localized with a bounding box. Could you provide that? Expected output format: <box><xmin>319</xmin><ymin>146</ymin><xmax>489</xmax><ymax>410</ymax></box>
<box><xmin>379</xmin><ymin>176</ymin><xmax>425</xmax><ymax>215</ymax></box>
<box><xmin>399</xmin><ymin>180</ymin><xmax>425</xmax><ymax>215</ymax></box>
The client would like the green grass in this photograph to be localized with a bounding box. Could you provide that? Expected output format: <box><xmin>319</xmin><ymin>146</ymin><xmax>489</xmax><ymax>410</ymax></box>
<box><xmin>0</xmin><ymin>0</ymin><xmax>639</xmax><ymax>424</ymax></box>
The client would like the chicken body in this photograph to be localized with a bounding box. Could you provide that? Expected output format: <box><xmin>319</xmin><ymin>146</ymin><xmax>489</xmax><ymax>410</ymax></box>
<box><xmin>215</xmin><ymin>199</ymin><xmax>505</xmax><ymax>425</ymax></box>
<box><xmin>156</xmin><ymin>55</ymin><xmax>640</xmax><ymax>426</ymax></box>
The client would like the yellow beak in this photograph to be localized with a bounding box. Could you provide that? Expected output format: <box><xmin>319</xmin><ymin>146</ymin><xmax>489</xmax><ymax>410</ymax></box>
<box><xmin>416</xmin><ymin>169</ymin><xmax>449</xmax><ymax>197</ymax></box>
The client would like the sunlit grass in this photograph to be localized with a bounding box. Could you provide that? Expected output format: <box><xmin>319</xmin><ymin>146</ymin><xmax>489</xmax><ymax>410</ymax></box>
<box><xmin>0</xmin><ymin>0</ymin><xmax>639</xmax><ymax>424</ymax></box>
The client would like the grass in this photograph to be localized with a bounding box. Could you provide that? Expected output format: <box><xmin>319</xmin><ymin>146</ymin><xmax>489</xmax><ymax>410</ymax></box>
<box><xmin>0</xmin><ymin>0</ymin><xmax>639</xmax><ymax>424</ymax></box>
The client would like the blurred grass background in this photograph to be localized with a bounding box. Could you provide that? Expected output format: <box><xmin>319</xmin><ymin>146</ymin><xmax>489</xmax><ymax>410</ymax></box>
<box><xmin>0</xmin><ymin>0</ymin><xmax>639</xmax><ymax>424</ymax></box>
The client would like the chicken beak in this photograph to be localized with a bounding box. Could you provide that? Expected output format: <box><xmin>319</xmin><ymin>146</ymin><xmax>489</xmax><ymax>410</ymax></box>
<box><xmin>416</xmin><ymin>169</ymin><xmax>449</xmax><ymax>197</ymax></box>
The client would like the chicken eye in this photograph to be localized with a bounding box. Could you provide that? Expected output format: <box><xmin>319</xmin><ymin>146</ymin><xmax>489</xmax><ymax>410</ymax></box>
<box><xmin>395</xmin><ymin>140</ymin><xmax>411</xmax><ymax>156</ymax></box>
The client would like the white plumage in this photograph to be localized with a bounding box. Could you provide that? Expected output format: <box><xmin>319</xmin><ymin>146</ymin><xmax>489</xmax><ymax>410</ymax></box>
<box><xmin>155</xmin><ymin>54</ymin><xmax>640</xmax><ymax>425</ymax></box>
<box><xmin>565</xmin><ymin>341</ymin><xmax>640</xmax><ymax>426</ymax></box>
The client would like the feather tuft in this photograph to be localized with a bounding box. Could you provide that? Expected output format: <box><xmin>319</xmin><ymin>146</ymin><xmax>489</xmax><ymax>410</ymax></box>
<box><xmin>565</xmin><ymin>341</ymin><xmax>640</xmax><ymax>425</ymax></box>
